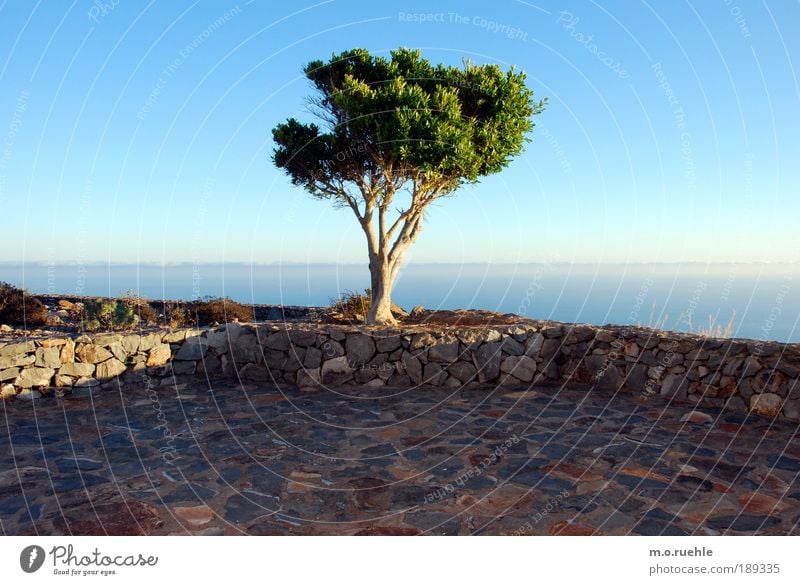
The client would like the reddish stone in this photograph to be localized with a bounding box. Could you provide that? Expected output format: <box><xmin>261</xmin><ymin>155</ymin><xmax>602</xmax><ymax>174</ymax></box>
<box><xmin>544</xmin><ymin>462</ymin><xmax>604</xmax><ymax>482</ymax></box>
<box><xmin>354</xmin><ymin>526</ymin><xmax>421</xmax><ymax>536</ymax></box>
<box><xmin>738</xmin><ymin>492</ymin><xmax>786</xmax><ymax>514</ymax></box>
<box><xmin>619</xmin><ymin>465</ymin><xmax>669</xmax><ymax>482</ymax></box>
<box><xmin>549</xmin><ymin>521</ymin><xmax>599</xmax><ymax>536</ymax></box>
<box><xmin>54</xmin><ymin>500</ymin><xmax>163</xmax><ymax>535</ymax></box>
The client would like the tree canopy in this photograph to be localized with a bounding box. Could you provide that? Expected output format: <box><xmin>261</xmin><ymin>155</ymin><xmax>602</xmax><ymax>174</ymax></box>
<box><xmin>271</xmin><ymin>48</ymin><xmax>545</xmax><ymax>324</ymax></box>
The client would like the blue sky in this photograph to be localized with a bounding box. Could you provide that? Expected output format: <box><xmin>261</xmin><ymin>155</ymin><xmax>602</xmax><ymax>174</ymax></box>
<box><xmin>0</xmin><ymin>0</ymin><xmax>797</xmax><ymax>266</ymax></box>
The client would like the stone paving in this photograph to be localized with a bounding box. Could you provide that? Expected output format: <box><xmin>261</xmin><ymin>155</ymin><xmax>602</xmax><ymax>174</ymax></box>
<box><xmin>1</xmin><ymin>380</ymin><xmax>799</xmax><ymax>536</ymax></box>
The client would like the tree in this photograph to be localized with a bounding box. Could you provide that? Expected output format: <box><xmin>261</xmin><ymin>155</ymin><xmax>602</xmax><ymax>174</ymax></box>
<box><xmin>272</xmin><ymin>48</ymin><xmax>545</xmax><ymax>324</ymax></box>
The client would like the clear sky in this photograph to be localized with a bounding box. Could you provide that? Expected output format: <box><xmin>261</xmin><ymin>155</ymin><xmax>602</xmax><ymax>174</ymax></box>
<box><xmin>0</xmin><ymin>0</ymin><xmax>797</xmax><ymax>266</ymax></box>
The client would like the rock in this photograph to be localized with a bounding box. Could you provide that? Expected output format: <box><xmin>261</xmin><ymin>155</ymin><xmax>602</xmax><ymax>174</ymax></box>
<box><xmin>36</xmin><ymin>347</ymin><xmax>61</xmax><ymax>368</ymax></box>
<box><xmin>297</xmin><ymin>368</ymin><xmax>321</xmax><ymax>390</ymax></box>
<box><xmin>500</xmin><ymin>355</ymin><xmax>536</xmax><ymax>382</ymax></box>
<box><xmin>58</xmin><ymin>362</ymin><xmax>95</xmax><ymax>377</ymax></box>
<box><xmin>263</xmin><ymin>331</ymin><xmax>291</xmax><ymax>351</ymax></box>
<box><xmin>121</xmin><ymin>334</ymin><xmax>141</xmax><ymax>354</ymax></box>
<box><xmin>782</xmin><ymin>398</ymin><xmax>800</xmax><ymax>421</ymax></box>
<box><xmin>60</xmin><ymin>338</ymin><xmax>75</xmax><ymax>363</ymax></box>
<box><xmin>750</xmin><ymin>393</ymin><xmax>782</xmax><ymax>417</ymax></box>
<box><xmin>680</xmin><ymin>411</ymin><xmax>714</xmax><ymax>424</ymax></box>
<box><xmin>401</xmin><ymin>351</ymin><xmax>422</xmax><ymax>385</ymax></box>
<box><xmin>502</xmin><ymin>337</ymin><xmax>525</xmax><ymax>356</ymax></box>
<box><xmin>0</xmin><ymin>324</ymin><xmax>12</xmax><ymax>332</ymax></box>
<box><xmin>138</xmin><ymin>332</ymin><xmax>162</xmax><ymax>352</ymax></box>
<box><xmin>375</xmin><ymin>335</ymin><xmax>402</xmax><ymax>353</ymax></box>
<box><xmin>303</xmin><ymin>347</ymin><xmax>323</xmax><ymax>369</ymax></box>
<box><xmin>287</xmin><ymin>329</ymin><xmax>317</xmax><ymax>347</ymax></box>
<box><xmin>1</xmin><ymin>383</ymin><xmax>16</xmax><ymax>399</ymax></box>
<box><xmin>146</xmin><ymin>344</ymin><xmax>172</xmax><ymax>367</ymax></box>
<box><xmin>39</xmin><ymin>338</ymin><xmax>67</xmax><ymax>348</ymax></box>
<box><xmin>409</xmin><ymin>332</ymin><xmax>436</xmax><ymax>350</ymax></box>
<box><xmin>320</xmin><ymin>356</ymin><xmax>353</xmax><ymax>385</ymax></box>
<box><xmin>76</xmin><ymin>344</ymin><xmax>113</xmax><ymax>364</ymax></box>
<box><xmin>410</xmin><ymin>305</ymin><xmax>425</xmax><ymax>318</ymax></box>
<box><xmin>660</xmin><ymin>373</ymin><xmax>689</xmax><ymax>399</ymax></box>
<box><xmin>96</xmin><ymin>358</ymin><xmax>126</xmax><ymax>380</ymax></box>
<box><xmin>74</xmin><ymin>377</ymin><xmax>100</xmax><ymax>388</ymax></box>
<box><xmin>473</xmin><ymin>342</ymin><xmax>502</xmax><ymax>382</ymax></box>
<box><xmin>16</xmin><ymin>389</ymin><xmax>43</xmax><ymax>400</ymax></box>
<box><xmin>423</xmin><ymin>362</ymin><xmax>445</xmax><ymax>386</ymax></box>
<box><xmin>15</xmin><ymin>367</ymin><xmax>55</xmax><ymax>388</ymax></box>
<box><xmin>0</xmin><ymin>340</ymin><xmax>34</xmax><ymax>357</ymax></box>
<box><xmin>448</xmin><ymin>361</ymin><xmax>477</xmax><ymax>384</ymax></box>
<box><xmin>175</xmin><ymin>338</ymin><xmax>208</xmax><ymax>361</ymax></box>
<box><xmin>428</xmin><ymin>341</ymin><xmax>460</xmax><ymax>363</ymax></box>
<box><xmin>0</xmin><ymin>367</ymin><xmax>20</xmax><ymax>382</ymax></box>
<box><xmin>54</xmin><ymin>500</ymin><xmax>163</xmax><ymax>535</ymax></box>
<box><xmin>54</xmin><ymin>374</ymin><xmax>73</xmax><ymax>387</ymax></box>
<box><xmin>173</xmin><ymin>505</ymin><xmax>215</xmax><ymax>527</ymax></box>
<box><xmin>0</xmin><ymin>352</ymin><xmax>34</xmax><ymax>369</ymax></box>
<box><xmin>162</xmin><ymin>330</ymin><xmax>187</xmax><ymax>343</ymax></box>
<box><xmin>346</xmin><ymin>334</ymin><xmax>376</xmax><ymax>365</ymax></box>
<box><xmin>457</xmin><ymin>328</ymin><xmax>502</xmax><ymax>348</ymax></box>
<box><xmin>391</xmin><ymin>303</ymin><xmax>409</xmax><ymax>318</ymax></box>
<box><xmin>108</xmin><ymin>342</ymin><xmax>128</xmax><ymax>362</ymax></box>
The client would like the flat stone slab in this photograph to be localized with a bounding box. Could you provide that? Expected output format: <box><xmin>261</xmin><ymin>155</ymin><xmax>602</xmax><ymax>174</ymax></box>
<box><xmin>1</xmin><ymin>381</ymin><xmax>798</xmax><ymax>535</ymax></box>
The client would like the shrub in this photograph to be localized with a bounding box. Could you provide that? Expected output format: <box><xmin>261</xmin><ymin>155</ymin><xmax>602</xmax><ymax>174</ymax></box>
<box><xmin>192</xmin><ymin>297</ymin><xmax>253</xmax><ymax>326</ymax></box>
<box><xmin>121</xmin><ymin>291</ymin><xmax>158</xmax><ymax>325</ymax></box>
<box><xmin>0</xmin><ymin>282</ymin><xmax>48</xmax><ymax>327</ymax></box>
<box><xmin>330</xmin><ymin>289</ymin><xmax>371</xmax><ymax>323</ymax></box>
<box><xmin>83</xmin><ymin>299</ymin><xmax>136</xmax><ymax>331</ymax></box>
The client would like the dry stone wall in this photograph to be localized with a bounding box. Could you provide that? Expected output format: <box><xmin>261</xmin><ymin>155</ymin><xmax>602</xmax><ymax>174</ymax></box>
<box><xmin>1</xmin><ymin>321</ymin><xmax>798</xmax><ymax>420</ymax></box>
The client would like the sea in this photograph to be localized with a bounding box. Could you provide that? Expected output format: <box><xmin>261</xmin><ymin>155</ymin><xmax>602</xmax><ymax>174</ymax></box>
<box><xmin>1</xmin><ymin>262</ymin><xmax>797</xmax><ymax>343</ymax></box>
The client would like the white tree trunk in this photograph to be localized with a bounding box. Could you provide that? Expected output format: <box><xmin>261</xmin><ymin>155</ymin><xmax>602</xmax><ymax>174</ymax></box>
<box><xmin>366</xmin><ymin>258</ymin><xmax>396</xmax><ymax>325</ymax></box>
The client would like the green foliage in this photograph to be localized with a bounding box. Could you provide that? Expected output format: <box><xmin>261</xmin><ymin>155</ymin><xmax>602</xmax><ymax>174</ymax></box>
<box><xmin>83</xmin><ymin>299</ymin><xmax>136</xmax><ymax>331</ymax></box>
<box><xmin>0</xmin><ymin>282</ymin><xmax>48</xmax><ymax>327</ymax></box>
<box><xmin>272</xmin><ymin>48</ymin><xmax>545</xmax><ymax>196</ymax></box>
<box><xmin>192</xmin><ymin>297</ymin><xmax>253</xmax><ymax>326</ymax></box>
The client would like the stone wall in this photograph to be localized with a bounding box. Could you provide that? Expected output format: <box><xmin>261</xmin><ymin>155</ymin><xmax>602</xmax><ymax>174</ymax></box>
<box><xmin>1</xmin><ymin>321</ymin><xmax>798</xmax><ymax>420</ymax></box>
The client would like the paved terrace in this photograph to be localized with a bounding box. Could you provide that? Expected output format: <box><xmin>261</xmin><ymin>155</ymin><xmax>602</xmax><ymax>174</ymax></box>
<box><xmin>1</xmin><ymin>381</ymin><xmax>799</xmax><ymax>535</ymax></box>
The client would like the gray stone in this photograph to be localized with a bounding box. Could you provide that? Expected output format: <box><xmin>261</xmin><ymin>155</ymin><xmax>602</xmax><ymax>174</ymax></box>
<box><xmin>626</xmin><ymin>363</ymin><xmax>649</xmax><ymax>390</ymax></box>
<box><xmin>139</xmin><ymin>333</ymin><xmax>163</xmax><ymax>352</ymax></box>
<box><xmin>320</xmin><ymin>339</ymin><xmax>344</xmax><ymax>358</ymax></box>
<box><xmin>288</xmin><ymin>329</ymin><xmax>317</xmax><ymax>347</ymax></box>
<box><xmin>457</xmin><ymin>329</ymin><xmax>502</xmax><ymax>348</ymax></box>
<box><xmin>473</xmin><ymin>342</ymin><xmax>501</xmax><ymax>382</ymax></box>
<box><xmin>15</xmin><ymin>367</ymin><xmax>55</xmax><ymax>388</ymax></box>
<box><xmin>76</xmin><ymin>344</ymin><xmax>113</xmax><ymax>364</ymax></box>
<box><xmin>346</xmin><ymin>334</ymin><xmax>376</xmax><ymax>365</ymax></box>
<box><xmin>108</xmin><ymin>342</ymin><xmax>128</xmax><ymax>362</ymax></box>
<box><xmin>297</xmin><ymin>368</ymin><xmax>321</xmax><ymax>390</ymax></box>
<box><xmin>0</xmin><ymin>367</ymin><xmax>20</xmax><ymax>382</ymax></box>
<box><xmin>500</xmin><ymin>355</ymin><xmax>536</xmax><ymax>382</ymax></box>
<box><xmin>660</xmin><ymin>373</ymin><xmax>689</xmax><ymax>399</ymax></box>
<box><xmin>16</xmin><ymin>389</ymin><xmax>42</xmax><ymax>401</ymax></box>
<box><xmin>750</xmin><ymin>393</ymin><xmax>782</xmax><ymax>417</ymax></box>
<box><xmin>376</xmin><ymin>335</ymin><xmax>402</xmax><ymax>353</ymax></box>
<box><xmin>146</xmin><ymin>344</ymin><xmax>172</xmax><ymax>367</ymax></box>
<box><xmin>0</xmin><ymin>341</ymin><xmax>34</xmax><ymax>357</ymax></box>
<box><xmin>58</xmin><ymin>362</ymin><xmax>95</xmax><ymax>377</ymax></box>
<box><xmin>501</xmin><ymin>337</ymin><xmax>525</xmax><ymax>356</ymax></box>
<box><xmin>175</xmin><ymin>338</ymin><xmax>208</xmax><ymax>361</ymax></box>
<box><xmin>0</xmin><ymin>353</ymin><xmax>35</xmax><ymax>369</ymax></box>
<box><xmin>428</xmin><ymin>341</ymin><xmax>460</xmax><ymax>363</ymax></box>
<box><xmin>410</xmin><ymin>332</ymin><xmax>436</xmax><ymax>350</ymax></box>
<box><xmin>320</xmin><ymin>356</ymin><xmax>353</xmax><ymax>385</ymax></box>
<box><xmin>423</xmin><ymin>362</ymin><xmax>445</xmax><ymax>386</ymax></box>
<box><xmin>121</xmin><ymin>334</ymin><xmax>141</xmax><ymax>354</ymax></box>
<box><xmin>172</xmin><ymin>360</ymin><xmax>196</xmax><ymax>375</ymax></box>
<box><xmin>448</xmin><ymin>361</ymin><xmax>477</xmax><ymax>384</ymax></box>
<box><xmin>401</xmin><ymin>351</ymin><xmax>423</xmax><ymax>385</ymax></box>
<box><xmin>96</xmin><ymin>358</ymin><xmax>127</xmax><ymax>380</ymax></box>
<box><xmin>263</xmin><ymin>331</ymin><xmax>291</xmax><ymax>351</ymax></box>
<box><xmin>35</xmin><ymin>346</ymin><xmax>61</xmax><ymax>368</ymax></box>
<box><xmin>74</xmin><ymin>376</ymin><xmax>100</xmax><ymax>388</ymax></box>
<box><xmin>303</xmin><ymin>347</ymin><xmax>323</xmax><ymax>369</ymax></box>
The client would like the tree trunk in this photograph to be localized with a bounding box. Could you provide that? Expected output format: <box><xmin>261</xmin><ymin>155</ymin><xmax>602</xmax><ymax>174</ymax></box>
<box><xmin>366</xmin><ymin>258</ymin><xmax>396</xmax><ymax>325</ymax></box>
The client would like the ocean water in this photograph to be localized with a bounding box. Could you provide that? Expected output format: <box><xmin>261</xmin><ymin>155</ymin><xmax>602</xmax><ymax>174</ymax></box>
<box><xmin>1</xmin><ymin>262</ymin><xmax>797</xmax><ymax>343</ymax></box>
